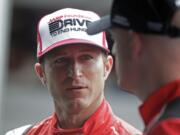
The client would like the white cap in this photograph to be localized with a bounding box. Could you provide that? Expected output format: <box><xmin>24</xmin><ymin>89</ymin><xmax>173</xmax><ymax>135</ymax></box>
<box><xmin>37</xmin><ymin>8</ymin><xmax>109</xmax><ymax>58</ymax></box>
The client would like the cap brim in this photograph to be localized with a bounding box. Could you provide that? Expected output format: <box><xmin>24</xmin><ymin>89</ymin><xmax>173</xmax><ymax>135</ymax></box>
<box><xmin>87</xmin><ymin>15</ymin><xmax>111</xmax><ymax>35</ymax></box>
<box><xmin>37</xmin><ymin>39</ymin><xmax>109</xmax><ymax>58</ymax></box>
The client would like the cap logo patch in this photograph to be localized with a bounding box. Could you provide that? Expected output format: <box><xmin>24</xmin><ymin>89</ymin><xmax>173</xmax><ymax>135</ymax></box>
<box><xmin>48</xmin><ymin>18</ymin><xmax>91</xmax><ymax>37</ymax></box>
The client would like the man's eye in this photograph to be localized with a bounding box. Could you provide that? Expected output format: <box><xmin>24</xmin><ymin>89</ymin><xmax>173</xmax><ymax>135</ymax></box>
<box><xmin>54</xmin><ymin>57</ymin><xmax>67</xmax><ymax>64</ymax></box>
<box><xmin>81</xmin><ymin>55</ymin><xmax>93</xmax><ymax>61</ymax></box>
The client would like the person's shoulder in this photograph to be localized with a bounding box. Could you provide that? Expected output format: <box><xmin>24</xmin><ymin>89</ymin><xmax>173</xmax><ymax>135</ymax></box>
<box><xmin>5</xmin><ymin>114</ymin><xmax>54</xmax><ymax>135</ymax></box>
<box><xmin>5</xmin><ymin>125</ymin><xmax>32</xmax><ymax>135</ymax></box>
<box><xmin>113</xmin><ymin>116</ymin><xmax>142</xmax><ymax>135</ymax></box>
<box><xmin>147</xmin><ymin>119</ymin><xmax>180</xmax><ymax>135</ymax></box>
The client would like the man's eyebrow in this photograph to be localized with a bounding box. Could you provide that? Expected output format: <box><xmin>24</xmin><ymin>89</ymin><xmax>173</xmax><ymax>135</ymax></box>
<box><xmin>79</xmin><ymin>46</ymin><xmax>98</xmax><ymax>52</ymax></box>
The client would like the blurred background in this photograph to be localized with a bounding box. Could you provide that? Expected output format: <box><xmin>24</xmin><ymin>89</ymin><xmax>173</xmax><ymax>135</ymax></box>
<box><xmin>0</xmin><ymin>0</ymin><xmax>144</xmax><ymax>134</ymax></box>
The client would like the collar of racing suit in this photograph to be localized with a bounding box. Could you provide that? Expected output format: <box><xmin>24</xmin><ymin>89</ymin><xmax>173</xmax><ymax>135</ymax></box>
<box><xmin>46</xmin><ymin>99</ymin><xmax>114</xmax><ymax>134</ymax></box>
<box><xmin>139</xmin><ymin>80</ymin><xmax>180</xmax><ymax>126</ymax></box>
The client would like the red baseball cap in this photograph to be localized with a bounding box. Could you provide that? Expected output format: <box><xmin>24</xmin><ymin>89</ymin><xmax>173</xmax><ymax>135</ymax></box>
<box><xmin>37</xmin><ymin>8</ymin><xmax>109</xmax><ymax>58</ymax></box>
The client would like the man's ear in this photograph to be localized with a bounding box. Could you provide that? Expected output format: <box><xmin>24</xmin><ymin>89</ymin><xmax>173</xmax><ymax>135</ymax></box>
<box><xmin>104</xmin><ymin>55</ymin><xmax>113</xmax><ymax>80</ymax></box>
<box><xmin>34</xmin><ymin>63</ymin><xmax>46</xmax><ymax>86</ymax></box>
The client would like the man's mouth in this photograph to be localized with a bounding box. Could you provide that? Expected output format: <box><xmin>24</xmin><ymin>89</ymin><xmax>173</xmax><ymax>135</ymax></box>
<box><xmin>66</xmin><ymin>86</ymin><xmax>87</xmax><ymax>91</ymax></box>
<box><xmin>65</xmin><ymin>86</ymin><xmax>88</xmax><ymax>98</ymax></box>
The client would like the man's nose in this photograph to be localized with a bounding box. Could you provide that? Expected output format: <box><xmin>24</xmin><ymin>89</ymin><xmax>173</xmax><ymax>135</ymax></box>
<box><xmin>67</xmin><ymin>62</ymin><xmax>82</xmax><ymax>78</ymax></box>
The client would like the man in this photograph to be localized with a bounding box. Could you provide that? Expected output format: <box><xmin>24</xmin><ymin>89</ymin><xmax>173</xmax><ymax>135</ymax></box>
<box><xmin>6</xmin><ymin>8</ymin><xmax>141</xmax><ymax>135</ymax></box>
<box><xmin>87</xmin><ymin>0</ymin><xmax>180</xmax><ymax>135</ymax></box>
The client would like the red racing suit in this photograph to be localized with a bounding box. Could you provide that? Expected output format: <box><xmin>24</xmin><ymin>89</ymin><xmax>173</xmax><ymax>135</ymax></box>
<box><xmin>27</xmin><ymin>99</ymin><xmax>141</xmax><ymax>135</ymax></box>
<box><xmin>6</xmin><ymin>99</ymin><xmax>141</xmax><ymax>135</ymax></box>
<box><xmin>139</xmin><ymin>80</ymin><xmax>180</xmax><ymax>135</ymax></box>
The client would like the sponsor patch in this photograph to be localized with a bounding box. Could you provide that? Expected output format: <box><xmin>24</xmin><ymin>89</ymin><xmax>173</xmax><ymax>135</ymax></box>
<box><xmin>48</xmin><ymin>18</ymin><xmax>91</xmax><ymax>37</ymax></box>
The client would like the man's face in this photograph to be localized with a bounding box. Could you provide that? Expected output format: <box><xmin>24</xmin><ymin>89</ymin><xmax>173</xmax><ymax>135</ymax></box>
<box><xmin>111</xmin><ymin>29</ymin><xmax>138</xmax><ymax>94</ymax></box>
<box><xmin>36</xmin><ymin>44</ymin><xmax>112</xmax><ymax>114</ymax></box>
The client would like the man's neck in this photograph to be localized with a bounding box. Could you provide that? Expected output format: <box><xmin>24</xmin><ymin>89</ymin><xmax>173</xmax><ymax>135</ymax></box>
<box><xmin>57</xmin><ymin>112</ymin><xmax>87</xmax><ymax>129</ymax></box>
<box><xmin>55</xmin><ymin>97</ymin><xmax>103</xmax><ymax>129</ymax></box>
